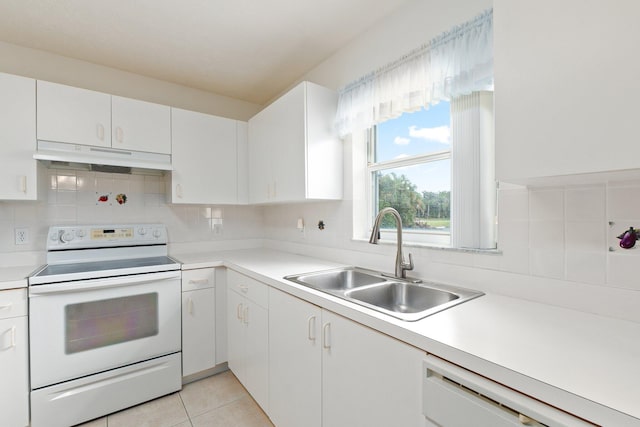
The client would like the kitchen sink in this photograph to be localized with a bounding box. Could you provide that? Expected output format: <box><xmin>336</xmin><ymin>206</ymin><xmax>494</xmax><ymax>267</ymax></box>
<box><xmin>287</xmin><ymin>267</ymin><xmax>387</xmax><ymax>292</ymax></box>
<box><xmin>285</xmin><ymin>267</ymin><xmax>483</xmax><ymax>321</ymax></box>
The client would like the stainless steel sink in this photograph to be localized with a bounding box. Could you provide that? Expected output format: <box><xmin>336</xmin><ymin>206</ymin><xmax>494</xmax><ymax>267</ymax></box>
<box><xmin>288</xmin><ymin>267</ymin><xmax>386</xmax><ymax>292</ymax></box>
<box><xmin>285</xmin><ymin>267</ymin><xmax>483</xmax><ymax>321</ymax></box>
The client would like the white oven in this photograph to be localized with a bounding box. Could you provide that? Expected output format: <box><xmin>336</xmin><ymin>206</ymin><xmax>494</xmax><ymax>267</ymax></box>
<box><xmin>29</xmin><ymin>224</ymin><xmax>182</xmax><ymax>427</ymax></box>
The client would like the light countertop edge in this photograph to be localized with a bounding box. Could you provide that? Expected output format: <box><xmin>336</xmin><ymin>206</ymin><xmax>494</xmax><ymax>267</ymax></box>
<box><xmin>176</xmin><ymin>248</ymin><xmax>640</xmax><ymax>426</ymax></box>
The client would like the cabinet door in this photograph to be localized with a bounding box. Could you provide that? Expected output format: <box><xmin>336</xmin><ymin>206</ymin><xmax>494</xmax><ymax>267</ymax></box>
<box><xmin>268</xmin><ymin>83</ymin><xmax>306</xmax><ymax>202</ymax></box>
<box><xmin>247</xmin><ymin>110</ymin><xmax>273</xmax><ymax>204</ymax></box>
<box><xmin>112</xmin><ymin>95</ymin><xmax>171</xmax><ymax>154</ymax></box>
<box><xmin>244</xmin><ymin>299</ymin><xmax>269</xmax><ymax>413</ymax></box>
<box><xmin>37</xmin><ymin>80</ymin><xmax>111</xmax><ymax>148</ymax></box>
<box><xmin>171</xmin><ymin>108</ymin><xmax>238</xmax><ymax>204</ymax></box>
<box><xmin>494</xmin><ymin>0</ymin><xmax>640</xmax><ymax>183</ymax></box>
<box><xmin>0</xmin><ymin>73</ymin><xmax>37</xmax><ymax>200</ymax></box>
<box><xmin>226</xmin><ymin>289</ymin><xmax>246</xmax><ymax>383</ymax></box>
<box><xmin>322</xmin><ymin>310</ymin><xmax>424</xmax><ymax>427</ymax></box>
<box><xmin>0</xmin><ymin>316</ymin><xmax>29</xmax><ymax>427</ymax></box>
<box><xmin>182</xmin><ymin>288</ymin><xmax>216</xmax><ymax>377</ymax></box>
<box><xmin>268</xmin><ymin>288</ymin><xmax>322</xmax><ymax>427</ymax></box>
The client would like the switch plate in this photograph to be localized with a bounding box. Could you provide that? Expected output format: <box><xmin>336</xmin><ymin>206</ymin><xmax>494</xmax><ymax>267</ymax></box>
<box><xmin>15</xmin><ymin>227</ymin><xmax>29</xmax><ymax>245</ymax></box>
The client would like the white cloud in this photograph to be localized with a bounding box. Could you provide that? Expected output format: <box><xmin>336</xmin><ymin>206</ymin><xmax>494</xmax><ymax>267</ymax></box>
<box><xmin>408</xmin><ymin>125</ymin><xmax>450</xmax><ymax>144</ymax></box>
<box><xmin>393</xmin><ymin>136</ymin><xmax>410</xmax><ymax>145</ymax></box>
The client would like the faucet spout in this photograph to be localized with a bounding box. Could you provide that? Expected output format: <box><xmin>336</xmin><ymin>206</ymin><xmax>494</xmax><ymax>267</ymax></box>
<box><xmin>368</xmin><ymin>207</ymin><xmax>414</xmax><ymax>278</ymax></box>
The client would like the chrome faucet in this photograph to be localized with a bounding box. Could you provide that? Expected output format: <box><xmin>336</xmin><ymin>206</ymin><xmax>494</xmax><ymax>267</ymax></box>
<box><xmin>369</xmin><ymin>207</ymin><xmax>414</xmax><ymax>279</ymax></box>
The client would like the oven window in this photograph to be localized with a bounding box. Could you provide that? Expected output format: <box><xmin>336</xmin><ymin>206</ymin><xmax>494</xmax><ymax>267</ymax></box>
<box><xmin>65</xmin><ymin>293</ymin><xmax>159</xmax><ymax>354</ymax></box>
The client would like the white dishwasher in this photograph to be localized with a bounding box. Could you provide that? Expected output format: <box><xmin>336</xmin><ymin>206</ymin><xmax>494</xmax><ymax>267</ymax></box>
<box><xmin>422</xmin><ymin>355</ymin><xmax>595</xmax><ymax>427</ymax></box>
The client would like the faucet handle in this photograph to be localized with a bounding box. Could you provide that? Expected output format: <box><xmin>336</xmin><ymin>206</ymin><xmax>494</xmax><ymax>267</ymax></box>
<box><xmin>403</xmin><ymin>253</ymin><xmax>414</xmax><ymax>272</ymax></box>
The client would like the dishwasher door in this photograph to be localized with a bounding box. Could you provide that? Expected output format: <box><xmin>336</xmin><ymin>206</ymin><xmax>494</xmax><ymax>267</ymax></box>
<box><xmin>422</xmin><ymin>356</ymin><xmax>594</xmax><ymax>427</ymax></box>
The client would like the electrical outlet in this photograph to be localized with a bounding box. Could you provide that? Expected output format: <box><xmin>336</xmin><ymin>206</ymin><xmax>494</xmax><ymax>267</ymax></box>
<box><xmin>15</xmin><ymin>227</ymin><xmax>29</xmax><ymax>245</ymax></box>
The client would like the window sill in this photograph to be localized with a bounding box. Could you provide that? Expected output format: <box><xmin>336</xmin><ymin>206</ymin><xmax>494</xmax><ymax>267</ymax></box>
<box><xmin>352</xmin><ymin>237</ymin><xmax>501</xmax><ymax>255</ymax></box>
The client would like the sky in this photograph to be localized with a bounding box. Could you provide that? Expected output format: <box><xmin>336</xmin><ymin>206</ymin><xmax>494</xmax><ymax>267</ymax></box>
<box><xmin>375</xmin><ymin>101</ymin><xmax>451</xmax><ymax>193</ymax></box>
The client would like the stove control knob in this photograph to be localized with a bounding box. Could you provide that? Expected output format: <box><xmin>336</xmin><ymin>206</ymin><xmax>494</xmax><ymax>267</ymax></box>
<box><xmin>138</xmin><ymin>227</ymin><xmax>147</xmax><ymax>236</ymax></box>
<box><xmin>75</xmin><ymin>229</ymin><xmax>86</xmax><ymax>238</ymax></box>
<box><xmin>61</xmin><ymin>231</ymin><xmax>75</xmax><ymax>243</ymax></box>
<box><xmin>49</xmin><ymin>232</ymin><xmax>59</xmax><ymax>242</ymax></box>
<box><xmin>153</xmin><ymin>229</ymin><xmax>162</xmax><ymax>238</ymax></box>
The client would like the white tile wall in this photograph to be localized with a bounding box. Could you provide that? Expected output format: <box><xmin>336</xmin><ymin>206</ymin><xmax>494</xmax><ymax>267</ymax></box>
<box><xmin>0</xmin><ymin>169</ymin><xmax>264</xmax><ymax>262</ymax></box>
<box><xmin>262</xmin><ymin>180</ymin><xmax>640</xmax><ymax>322</ymax></box>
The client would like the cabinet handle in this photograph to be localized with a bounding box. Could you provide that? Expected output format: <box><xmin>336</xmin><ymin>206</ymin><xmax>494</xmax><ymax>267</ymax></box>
<box><xmin>10</xmin><ymin>326</ymin><xmax>16</xmax><ymax>348</ymax></box>
<box><xmin>237</xmin><ymin>303</ymin><xmax>243</xmax><ymax>320</ymax></box>
<box><xmin>239</xmin><ymin>284</ymin><xmax>248</xmax><ymax>293</ymax></box>
<box><xmin>20</xmin><ymin>176</ymin><xmax>27</xmax><ymax>193</ymax></box>
<box><xmin>322</xmin><ymin>323</ymin><xmax>331</xmax><ymax>349</ymax></box>
<box><xmin>176</xmin><ymin>184</ymin><xmax>183</xmax><ymax>198</ymax></box>
<box><xmin>187</xmin><ymin>297</ymin><xmax>194</xmax><ymax>315</ymax></box>
<box><xmin>0</xmin><ymin>304</ymin><xmax>12</xmax><ymax>311</ymax></box>
<box><xmin>115</xmin><ymin>126</ymin><xmax>123</xmax><ymax>143</ymax></box>
<box><xmin>188</xmin><ymin>279</ymin><xmax>209</xmax><ymax>285</ymax></box>
<box><xmin>243</xmin><ymin>306</ymin><xmax>249</xmax><ymax>325</ymax></box>
<box><xmin>96</xmin><ymin>123</ymin><xmax>105</xmax><ymax>141</ymax></box>
<box><xmin>307</xmin><ymin>316</ymin><xmax>316</xmax><ymax>341</ymax></box>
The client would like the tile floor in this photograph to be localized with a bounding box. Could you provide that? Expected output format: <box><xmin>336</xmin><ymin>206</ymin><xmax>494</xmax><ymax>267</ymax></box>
<box><xmin>77</xmin><ymin>371</ymin><xmax>274</xmax><ymax>427</ymax></box>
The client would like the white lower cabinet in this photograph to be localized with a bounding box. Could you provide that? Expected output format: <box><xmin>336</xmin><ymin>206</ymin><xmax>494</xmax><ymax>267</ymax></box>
<box><xmin>268</xmin><ymin>287</ymin><xmax>425</xmax><ymax>427</ymax></box>
<box><xmin>0</xmin><ymin>288</ymin><xmax>29</xmax><ymax>427</ymax></box>
<box><xmin>181</xmin><ymin>268</ymin><xmax>216</xmax><ymax>378</ymax></box>
<box><xmin>226</xmin><ymin>270</ymin><xmax>269</xmax><ymax>412</ymax></box>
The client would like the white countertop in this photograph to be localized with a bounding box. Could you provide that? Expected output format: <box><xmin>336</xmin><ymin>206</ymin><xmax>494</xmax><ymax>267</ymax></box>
<box><xmin>0</xmin><ymin>265</ymin><xmax>37</xmax><ymax>290</ymax></box>
<box><xmin>175</xmin><ymin>248</ymin><xmax>640</xmax><ymax>426</ymax></box>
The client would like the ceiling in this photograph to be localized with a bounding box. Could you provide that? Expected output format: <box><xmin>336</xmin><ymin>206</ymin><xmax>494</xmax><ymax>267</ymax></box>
<box><xmin>0</xmin><ymin>0</ymin><xmax>410</xmax><ymax>105</ymax></box>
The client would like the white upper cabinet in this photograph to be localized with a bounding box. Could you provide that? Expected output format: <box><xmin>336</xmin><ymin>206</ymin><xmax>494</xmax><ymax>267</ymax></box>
<box><xmin>112</xmin><ymin>96</ymin><xmax>171</xmax><ymax>154</ymax></box>
<box><xmin>494</xmin><ymin>0</ymin><xmax>640</xmax><ymax>185</ymax></box>
<box><xmin>169</xmin><ymin>108</ymin><xmax>246</xmax><ymax>204</ymax></box>
<box><xmin>248</xmin><ymin>81</ymin><xmax>343</xmax><ymax>204</ymax></box>
<box><xmin>37</xmin><ymin>80</ymin><xmax>111</xmax><ymax>148</ymax></box>
<box><xmin>37</xmin><ymin>80</ymin><xmax>170</xmax><ymax>154</ymax></box>
<box><xmin>0</xmin><ymin>72</ymin><xmax>39</xmax><ymax>200</ymax></box>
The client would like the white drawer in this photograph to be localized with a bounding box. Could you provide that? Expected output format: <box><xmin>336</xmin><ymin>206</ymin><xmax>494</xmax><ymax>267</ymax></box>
<box><xmin>181</xmin><ymin>268</ymin><xmax>216</xmax><ymax>292</ymax></box>
<box><xmin>227</xmin><ymin>269</ymin><xmax>268</xmax><ymax>308</ymax></box>
<box><xmin>0</xmin><ymin>288</ymin><xmax>28</xmax><ymax>319</ymax></box>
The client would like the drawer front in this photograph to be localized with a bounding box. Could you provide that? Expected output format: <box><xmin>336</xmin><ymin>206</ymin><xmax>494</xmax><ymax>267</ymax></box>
<box><xmin>0</xmin><ymin>288</ymin><xmax>27</xmax><ymax>319</ymax></box>
<box><xmin>227</xmin><ymin>269</ymin><xmax>268</xmax><ymax>308</ymax></box>
<box><xmin>182</xmin><ymin>268</ymin><xmax>216</xmax><ymax>292</ymax></box>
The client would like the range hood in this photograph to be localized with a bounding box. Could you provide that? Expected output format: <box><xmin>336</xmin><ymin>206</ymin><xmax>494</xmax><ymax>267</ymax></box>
<box><xmin>34</xmin><ymin>140</ymin><xmax>172</xmax><ymax>173</ymax></box>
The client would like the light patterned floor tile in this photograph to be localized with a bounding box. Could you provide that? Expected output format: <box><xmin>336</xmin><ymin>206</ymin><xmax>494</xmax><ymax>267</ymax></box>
<box><xmin>107</xmin><ymin>392</ymin><xmax>189</xmax><ymax>427</ymax></box>
<box><xmin>75</xmin><ymin>417</ymin><xmax>107</xmax><ymax>427</ymax></box>
<box><xmin>190</xmin><ymin>396</ymin><xmax>274</xmax><ymax>427</ymax></box>
<box><xmin>180</xmin><ymin>371</ymin><xmax>248</xmax><ymax>418</ymax></box>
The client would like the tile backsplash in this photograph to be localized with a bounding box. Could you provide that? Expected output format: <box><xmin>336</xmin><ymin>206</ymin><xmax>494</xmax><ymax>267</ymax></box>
<box><xmin>0</xmin><ymin>169</ymin><xmax>264</xmax><ymax>263</ymax></box>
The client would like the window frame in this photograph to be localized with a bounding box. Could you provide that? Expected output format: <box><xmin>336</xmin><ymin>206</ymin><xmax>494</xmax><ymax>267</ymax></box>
<box><xmin>367</xmin><ymin>118</ymin><xmax>453</xmax><ymax>246</ymax></box>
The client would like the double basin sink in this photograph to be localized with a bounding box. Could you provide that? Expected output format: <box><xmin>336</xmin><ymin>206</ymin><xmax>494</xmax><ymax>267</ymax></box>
<box><xmin>285</xmin><ymin>267</ymin><xmax>483</xmax><ymax>321</ymax></box>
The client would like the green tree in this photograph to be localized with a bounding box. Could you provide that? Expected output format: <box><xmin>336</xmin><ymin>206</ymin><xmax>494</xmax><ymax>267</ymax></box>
<box><xmin>377</xmin><ymin>173</ymin><xmax>423</xmax><ymax>228</ymax></box>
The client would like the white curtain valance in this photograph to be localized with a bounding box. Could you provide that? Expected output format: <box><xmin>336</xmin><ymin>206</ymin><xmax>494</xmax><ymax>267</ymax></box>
<box><xmin>336</xmin><ymin>9</ymin><xmax>493</xmax><ymax>138</ymax></box>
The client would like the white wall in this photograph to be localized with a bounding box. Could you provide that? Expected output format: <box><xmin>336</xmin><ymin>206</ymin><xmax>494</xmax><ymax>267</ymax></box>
<box><xmin>0</xmin><ymin>41</ymin><xmax>260</xmax><ymax>120</ymax></box>
<box><xmin>261</xmin><ymin>0</ymin><xmax>640</xmax><ymax>323</ymax></box>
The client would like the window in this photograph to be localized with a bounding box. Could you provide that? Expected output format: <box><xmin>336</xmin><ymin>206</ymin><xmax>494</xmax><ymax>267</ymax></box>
<box><xmin>368</xmin><ymin>102</ymin><xmax>452</xmax><ymax>246</ymax></box>
<box><xmin>367</xmin><ymin>92</ymin><xmax>496</xmax><ymax>249</ymax></box>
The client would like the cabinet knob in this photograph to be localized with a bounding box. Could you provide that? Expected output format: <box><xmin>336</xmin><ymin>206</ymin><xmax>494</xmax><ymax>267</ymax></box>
<box><xmin>115</xmin><ymin>126</ymin><xmax>124</xmax><ymax>143</ymax></box>
<box><xmin>323</xmin><ymin>323</ymin><xmax>331</xmax><ymax>349</ymax></box>
<box><xmin>96</xmin><ymin>123</ymin><xmax>105</xmax><ymax>141</ymax></box>
<box><xmin>308</xmin><ymin>316</ymin><xmax>316</xmax><ymax>341</ymax></box>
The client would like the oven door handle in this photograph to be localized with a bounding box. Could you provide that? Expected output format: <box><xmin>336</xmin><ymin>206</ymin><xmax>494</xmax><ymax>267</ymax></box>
<box><xmin>29</xmin><ymin>270</ymin><xmax>181</xmax><ymax>295</ymax></box>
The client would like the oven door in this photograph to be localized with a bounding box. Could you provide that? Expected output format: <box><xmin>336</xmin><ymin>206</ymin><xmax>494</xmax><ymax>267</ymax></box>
<box><xmin>29</xmin><ymin>270</ymin><xmax>181</xmax><ymax>389</ymax></box>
